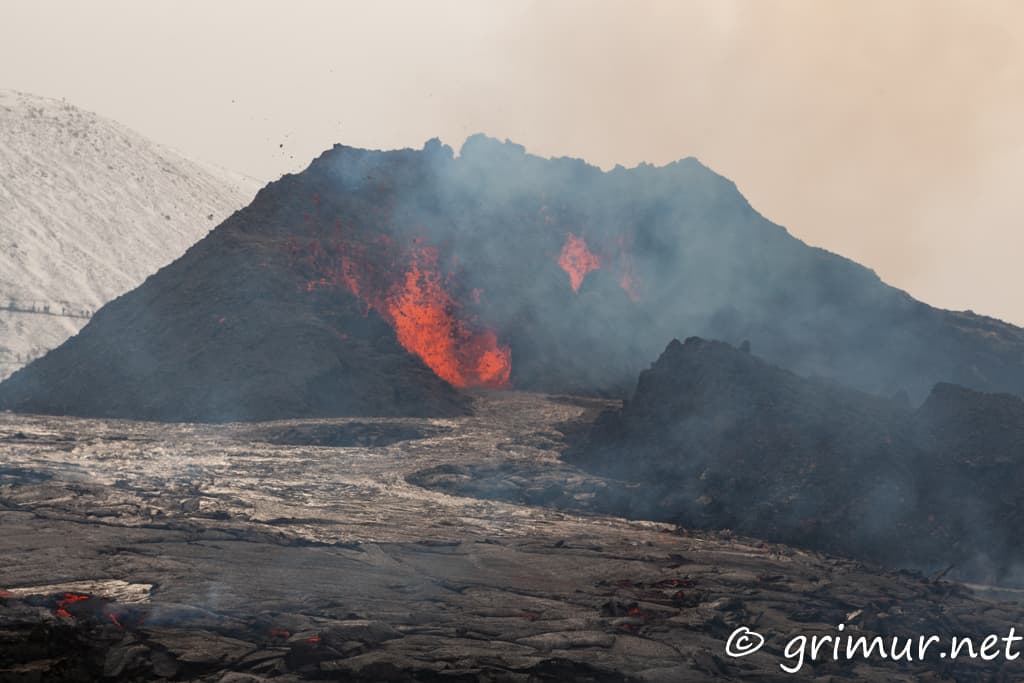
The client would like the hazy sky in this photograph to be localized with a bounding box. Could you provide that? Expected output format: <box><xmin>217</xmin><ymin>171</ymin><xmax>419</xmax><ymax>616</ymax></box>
<box><xmin>2</xmin><ymin>1</ymin><xmax>1022</xmax><ymax>323</ymax></box>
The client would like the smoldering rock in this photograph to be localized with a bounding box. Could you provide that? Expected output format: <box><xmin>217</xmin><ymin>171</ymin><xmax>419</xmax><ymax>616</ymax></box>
<box><xmin>566</xmin><ymin>337</ymin><xmax>1024</xmax><ymax>582</ymax></box>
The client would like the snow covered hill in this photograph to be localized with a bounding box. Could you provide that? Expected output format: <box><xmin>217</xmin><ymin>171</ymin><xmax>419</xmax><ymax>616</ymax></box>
<box><xmin>0</xmin><ymin>90</ymin><xmax>261</xmax><ymax>379</ymax></box>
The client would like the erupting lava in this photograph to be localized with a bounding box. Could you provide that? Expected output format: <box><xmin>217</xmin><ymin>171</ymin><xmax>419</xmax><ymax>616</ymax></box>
<box><xmin>295</xmin><ymin>231</ymin><xmax>511</xmax><ymax>389</ymax></box>
<box><xmin>385</xmin><ymin>247</ymin><xmax>511</xmax><ymax>388</ymax></box>
<box><xmin>557</xmin><ymin>233</ymin><xmax>601</xmax><ymax>293</ymax></box>
<box><xmin>556</xmin><ymin>231</ymin><xmax>640</xmax><ymax>299</ymax></box>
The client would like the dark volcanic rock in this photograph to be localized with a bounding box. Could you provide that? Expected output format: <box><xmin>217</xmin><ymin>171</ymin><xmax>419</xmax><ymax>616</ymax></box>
<box><xmin>5</xmin><ymin>135</ymin><xmax>1024</xmax><ymax>420</ymax></box>
<box><xmin>568</xmin><ymin>337</ymin><xmax>1024</xmax><ymax>581</ymax></box>
<box><xmin>915</xmin><ymin>381</ymin><xmax>1024</xmax><ymax>465</ymax></box>
<box><xmin>251</xmin><ymin>421</ymin><xmax>452</xmax><ymax>448</ymax></box>
<box><xmin>4</xmin><ymin>394</ymin><xmax>1024</xmax><ymax>681</ymax></box>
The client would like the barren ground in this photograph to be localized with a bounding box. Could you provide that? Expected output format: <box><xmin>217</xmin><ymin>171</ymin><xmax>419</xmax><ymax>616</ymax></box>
<box><xmin>1</xmin><ymin>392</ymin><xmax>1022</xmax><ymax>681</ymax></box>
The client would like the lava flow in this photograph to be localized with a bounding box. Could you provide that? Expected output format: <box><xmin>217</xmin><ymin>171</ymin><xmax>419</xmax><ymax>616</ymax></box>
<box><xmin>294</xmin><ymin>231</ymin><xmax>511</xmax><ymax>389</ymax></box>
<box><xmin>557</xmin><ymin>232</ymin><xmax>601</xmax><ymax>293</ymax></box>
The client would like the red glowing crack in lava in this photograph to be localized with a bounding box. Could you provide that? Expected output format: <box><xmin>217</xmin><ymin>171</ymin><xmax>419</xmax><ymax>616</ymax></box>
<box><xmin>54</xmin><ymin>592</ymin><xmax>90</xmax><ymax>618</ymax></box>
<box><xmin>51</xmin><ymin>592</ymin><xmax>125</xmax><ymax>628</ymax></box>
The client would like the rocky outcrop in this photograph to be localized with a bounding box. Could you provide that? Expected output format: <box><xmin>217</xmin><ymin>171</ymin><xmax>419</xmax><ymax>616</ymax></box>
<box><xmin>568</xmin><ymin>338</ymin><xmax>1024</xmax><ymax>580</ymax></box>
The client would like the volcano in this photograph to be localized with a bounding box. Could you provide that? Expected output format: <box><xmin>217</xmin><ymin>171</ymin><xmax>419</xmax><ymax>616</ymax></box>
<box><xmin>4</xmin><ymin>135</ymin><xmax>1024</xmax><ymax>420</ymax></box>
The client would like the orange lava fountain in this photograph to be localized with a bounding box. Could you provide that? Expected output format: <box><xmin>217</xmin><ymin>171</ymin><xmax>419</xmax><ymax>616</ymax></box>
<box><xmin>295</xmin><ymin>232</ymin><xmax>511</xmax><ymax>389</ymax></box>
<box><xmin>384</xmin><ymin>246</ymin><xmax>511</xmax><ymax>388</ymax></box>
<box><xmin>557</xmin><ymin>233</ymin><xmax>601</xmax><ymax>292</ymax></box>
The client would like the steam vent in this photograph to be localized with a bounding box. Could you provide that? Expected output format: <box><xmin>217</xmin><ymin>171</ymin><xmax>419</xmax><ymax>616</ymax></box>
<box><xmin>4</xmin><ymin>134</ymin><xmax>1024</xmax><ymax>421</ymax></box>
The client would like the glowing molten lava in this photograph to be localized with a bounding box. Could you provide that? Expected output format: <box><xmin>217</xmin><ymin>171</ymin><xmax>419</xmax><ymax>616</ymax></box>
<box><xmin>555</xmin><ymin>231</ymin><xmax>641</xmax><ymax>300</ymax></box>
<box><xmin>54</xmin><ymin>592</ymin><xmax>91</xmax><ymax>618</ymax></box>
<box><xmin>384</xmin><ymin>247</ymin><xmax>511</xmax><ymax>388</ymax></box>
<box><xmin>295</xmin><ymin>231</ymin><xmax>511</xmax><ymax>389</ymax></box>
<box><xmin>557</xmin><ymin>233</ymin><xmax>601</xmax><ymax>292</ymax></box>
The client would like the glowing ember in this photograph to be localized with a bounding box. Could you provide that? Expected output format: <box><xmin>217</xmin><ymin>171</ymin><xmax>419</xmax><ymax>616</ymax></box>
<box><xmin>294</xmin><ymin>233</ymin><xmax>512</xmax><ymax>389</ymax></box>
<box><xmin>557</xmin><ymin>232</ymin><xmax>601</xmax><ymax>293</ymax></box>
<box><xmin>55</xmin><ymin>592</ymin><xmax>90</xmax><ymax>618</ymax></box>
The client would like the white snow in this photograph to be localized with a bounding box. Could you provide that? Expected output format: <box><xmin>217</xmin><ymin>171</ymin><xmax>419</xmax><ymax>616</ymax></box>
<box><xmin>0</xmin><ymin>90</ymin><xmax>262</xmax><ymax>379</ymax></box>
